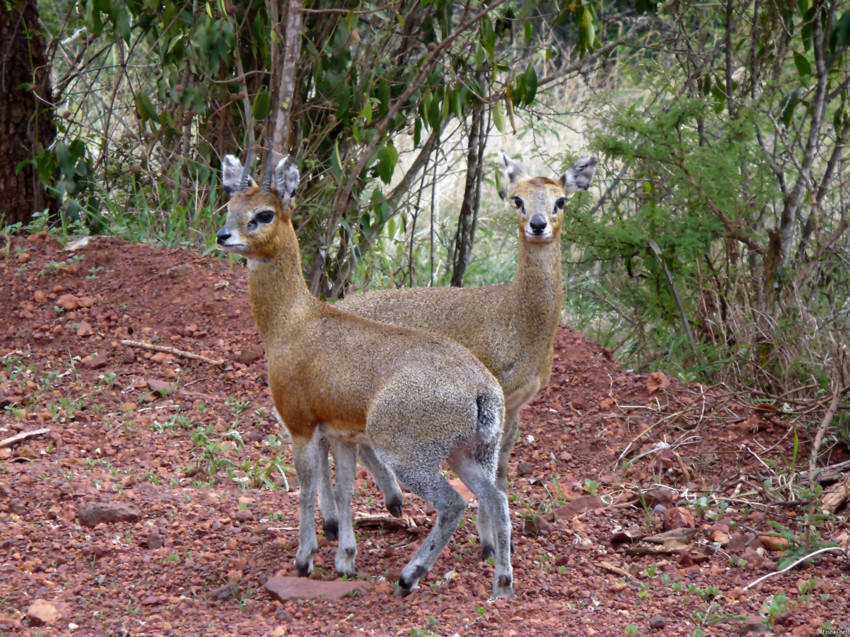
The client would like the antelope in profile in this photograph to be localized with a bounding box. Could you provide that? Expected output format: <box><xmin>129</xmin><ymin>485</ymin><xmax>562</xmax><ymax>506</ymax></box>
<box><xmin>216</xmin><ymin>153</ymin><xmax>513</xmax><ymax>598</ymax></box>
<box><xmin>336</xmin><ymin>152</ymin><xmax>596</xmax><ymax>559</ymax></box>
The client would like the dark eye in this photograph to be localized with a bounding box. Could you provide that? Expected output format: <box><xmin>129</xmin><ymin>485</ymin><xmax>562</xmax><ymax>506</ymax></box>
<box><xmin>511</xmin><ymin>197</ymin><xmax>524</xmax><ymax>210</ymax></box>
<box><xmin>554</xmin><ymin>198</ymin><xmax>566</xmax><ymax>212</ymax></box>
<box><xmin>255</xmin><ymin>209</ymin><xmax>275</xmax><ymax>224</ymax></box>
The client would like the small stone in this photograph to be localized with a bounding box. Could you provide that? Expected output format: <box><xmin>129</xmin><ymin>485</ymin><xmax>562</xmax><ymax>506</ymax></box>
<box><xmin>662</xmin><ymin>506</ymin><xmax>696</xmax><ymax>530</ymax></box>
<box><xmin>649</xmin><ymin>615</ymin><xmax>666</xmax><ymax>630</ymax></box>
<box><xmin>56</xmin><ymin>294</ymin><xmax>80</xmax><ymax>310</ymax></box>
<box><xmin>82</xmin><ymin>352</ymin><xmax>108</xmax><ymax>369</ymax></box>
<box><xmin>236</xmin><ymin>347</ymin><xmax>264</xmax><ymax>365</ymax></box>
<box><xmin>515</xmin><ymin>461</ymin><xmax>532</xmax><ymax>477</ymax></box>
<box><xmin>642</xmin><ymin>486</ymin><xmax>676</xmax><ymax>507</ymax></box>
<box><xmin>211</xmin><ymin>583</ymin><xmax>239</xmax><ymax>600</ymax></box>
<box><xmin>234</xmin><ymin>509</ymin><xmax>254</xmax><ymax>522</ymax></box>
<box><xmin>76</xmin><ymin>321</ymin><xmax>93</xmax><ymax>337</ymax></box>
<box><xmin>26</xmin><ymin>599</ymin><xmax>64</xmax><ymax>626</ymax></box>
<box><xmin>78</xmin><ymin>296</ymin><xmax>95</xmax><ymax>308</ymax></box>
<box><xmin>141</xmin><ymin>595</ymin><xmax>160</xmax><ymax>606</ymax></box>
<box><xmin>712</xmin><ymin>530</ymin><xmax>731</xmax><ymax>545</ymax></box>
<box><xmin>521</xmin><ymin>514</ymin><xmax>552</xmax><ymax>537</ymax></box>
<box><xmin>147</xmin><ymin>379</ymin><xmax>176</xmax><ymax>395</ymax></box>
<box><xmin>33</xmin><ymin>290</ymin><xmax>47</xmax><ymax>303</ymax></box>
<box><xmin>142</xmin><ymin>531</ymin><xmax>164</xmax><ymax>549</ymax></box>
<box><xmin>552</xmin><ymin>495</ymin><xmax>604</xmax><ymax>521</ymax></box>
<box><xmin>9</xmin><ymin>498</ymin><xmax>26</xmax><ymax>515</ymax></box>
<box><xmin>122</xmin><ymin>348</ymin><xmax>135</xmax><ymax>363</ymax></box>
<box><xmin>759</xmin><ymin>535</ymin><xmax>790</xmax><ymax>551</ymax></box>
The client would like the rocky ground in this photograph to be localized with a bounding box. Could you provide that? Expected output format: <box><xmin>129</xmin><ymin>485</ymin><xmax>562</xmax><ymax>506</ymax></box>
<box><xmin>1</xmin><ymin>232</ymin><xmax>848</xmax><ymax>636</ymax></box>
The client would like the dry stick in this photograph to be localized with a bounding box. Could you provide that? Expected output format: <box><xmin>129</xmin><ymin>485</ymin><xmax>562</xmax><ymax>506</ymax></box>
<box><xmin>0</xmin><ymin>428</ymin><xmax>51</xmax><ymax>449</ymax></box>
<box><xmin>742</xmin><ymin>546</ymin><xmax>846</xmax><ymax>591</ymax></box>
<box><xmin>119</xmin><ymin>340</ymin><xmax>224</xmax><ymax>366</ymax></box>
<box><xmin>806</xmin><ymin>382</ymin><xmax>843</xmax><ymax>486</ymax></box>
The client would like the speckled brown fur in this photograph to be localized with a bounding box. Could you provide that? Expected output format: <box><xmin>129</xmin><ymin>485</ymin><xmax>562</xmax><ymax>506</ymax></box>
<box><xmin>216</xmin><ymin>154</ymin><xmax>513</xmax><ymax>598</ymax></box>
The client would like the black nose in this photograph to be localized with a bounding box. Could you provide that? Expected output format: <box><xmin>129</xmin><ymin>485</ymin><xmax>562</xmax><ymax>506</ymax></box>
<box><xmin>529</xmin><ymin>215</ymin><xmax>547</xmax><ymax>234</ymax></box>
<box><xmin>216</xmin><ymin>228</ymin><xmax>231</xmax><ymax>245</ymax></box>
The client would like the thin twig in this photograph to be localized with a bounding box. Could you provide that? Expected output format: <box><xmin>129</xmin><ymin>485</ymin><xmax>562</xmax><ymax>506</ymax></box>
<box><xmin>0</xmin><ymin>428</ymin><xmax>51</xmax><ymax>449</ymax></box>
<box><xmin>119</xmin><ymin>340</ymin><xmax>225</xmax><ymax>366</ymax></box>
<box><xmin>742</xmin><ymin>546</ymin><xmax>846</xmax><ymax>591</ymax></box>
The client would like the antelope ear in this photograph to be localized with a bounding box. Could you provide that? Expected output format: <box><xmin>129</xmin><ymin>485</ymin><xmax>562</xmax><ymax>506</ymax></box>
<box><xmin>499</xmin><ymin>151</ymin><xmax>526</xmax><ymax>184</ymax></box>
<box><xmin>561</xmin><ymin>156</ymin><xmax>597</xmax><ymax>194</ymax></box>
<box><xmin>274</xmin><ymin>156</ymin><xmax>300</xmax><ymax>209</ymax></box>
<box><xmin>221</xmin><ymin>155</ymin><xmax>244</xmax><ymax>194</ymax></box>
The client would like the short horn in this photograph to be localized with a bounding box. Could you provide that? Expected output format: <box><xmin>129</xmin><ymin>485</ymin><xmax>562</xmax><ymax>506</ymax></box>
<box><xmin>261</xmin><ymin>150</ymin><xmax>275</xmax><ymax>193</ymax></box>
<box><xmin>240</xmin><ymin>148</ymin><xmax>254</xmax><ymax>191</ymax></box>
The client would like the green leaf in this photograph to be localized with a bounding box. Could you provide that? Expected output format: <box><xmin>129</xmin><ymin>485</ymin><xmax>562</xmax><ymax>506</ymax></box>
<box><xmin>523</xmin><ymin>20</ymin><xmax>533</xmax><ymax>45</ymax></box>
<box><xmin>522</xmin><ymin>65</ymin><xmax>537</xmax><ymax>106</ymax></box>
<box><xmin>111</xmin><ymin>0</ymin><xmax>131</xmax><ymax>41</ymax></box>
<box><xmin>134</xmin><ymin>93</ymin><xmax>160</xmax><ymax>124</ymax></box>
<box><xmin>511</xmin><ymin>75</ymin><xmax>524</xmax><ymax>107</ymax></box>
<box><xmin>832</xmin><ymin>10</ymin><xmax>850</xmax><ymax>51</ymax></box>
<box><xmin>376</xmin><ymin>142</ymin><xmax>398</xmax><ymax>184</ymax></box>
<box><xmin>780</xmin><ymin>88</ymin><xmax>801</xmax><ymax>127</ymax></box>
<box><xmin>377</xmin><ymin>79</ymin><xmax>390</xmax><ymax>116</ymax></box>
<box><xmin>413</xmin><ymin>118</ymin><xmax>422</xmax><ymax>146</ymax></box>
<box><xmin>793</xmin><ymin>52</ymin><xmax>811</xmax><ymax>77</ymax></box>
<box><xmin>85</xmin><ymin>0</ymin><xmax>104</xmax><ymax>35</ymax></box>
<box><xmin>492</xmin><ymin>100</ymin><xmax>506</xmax><ymax>133</ymax></box>
<box><xmin>833</xmin><ymin>106</ymin><xmax>846</xmax><ymax>133</ymax></box>
<box><xmin>252</xmin><ymin>88</ymin><xmax>271</xmax><ymax>121</ymax></box>
<box><xmin>427</xmin><ymin>91</ymin><xmax>442</xmax><ymax>129</ymax></box>
<box><xmin>480</xmin><ymin>18</ymin><xmax>495</xmax><ymax>60</ymax></box>
<box><xmin>453</xmin><ymin>88</ymin><xmax>464</xmax><ymax>120</ymax></box>
<box><xmin>331</xmin><ymin>140</ymin><xmax>343</xmax><ymax>178</ymax></box>
<box><xmin>359</xmin><ymin>100</ymin><xmax>373</xmax><ymax>125</ymax></box>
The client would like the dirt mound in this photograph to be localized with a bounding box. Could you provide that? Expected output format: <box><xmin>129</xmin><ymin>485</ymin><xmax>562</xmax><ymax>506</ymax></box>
<box><xmin>1</xmin><ymin>233</ymin><xmax>847</xmax><ymax>635</ymax></box>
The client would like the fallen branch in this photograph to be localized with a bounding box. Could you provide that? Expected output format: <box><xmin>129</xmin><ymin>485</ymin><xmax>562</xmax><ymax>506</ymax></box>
<box><xmin>0</xmin><ymin>428</ymin><xmax>51</xmax><ymax>449</ymax></box>
<box><xmin>119</xmin><ymin>340</ymin><xmax>225</xmax><ymax>366</ymax></box>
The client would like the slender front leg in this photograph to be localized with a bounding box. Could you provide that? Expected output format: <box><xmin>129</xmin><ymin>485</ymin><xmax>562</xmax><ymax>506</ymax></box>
<box><xmin>292</xmin><ymin>432</ymin><xmax>321</xmax><ymax>576</ymax></box>
<box><xmin>357</xmin><ymin>444</ymin><xmax>404</xmax><ymax>518</ymax></box>
<box><xmin>328</xmin><ymin>438</ymin><xmax>358</xmax><ymax>576</ymax></box>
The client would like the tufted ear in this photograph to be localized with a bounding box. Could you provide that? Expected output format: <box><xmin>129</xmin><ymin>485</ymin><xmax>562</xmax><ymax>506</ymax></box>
<box><xmin>221</xmin><ymin>155</ymin><xmax>244</xmax><ymax>194</ymax></box>
<box><xmin>499</xmin><ymin>151</ymin><xmax>526</xmax><ymax>184</ymax></box>
<box><xmin>222</xmin><ymin>154</ymin><xmax>257</xmax><ymax>194</ymax></box>
<box><xmin>274</xmin><ymin>156</ymin><xmax>300</xmax><ymax>209</ymax></box>
<box><xmin>561</xmin><ymin>156</ymin><xmax>597</xmax><ymax>194</ymax></box>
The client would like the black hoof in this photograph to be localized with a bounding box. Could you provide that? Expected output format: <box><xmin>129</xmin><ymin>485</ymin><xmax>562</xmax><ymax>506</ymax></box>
<box><xmin>295</xmin><ymin>560</ymin><xmax>312</xmax><ymax>577</ymax></box>
<box><xmin>323</xmin><ymin>520</ymin><xmax>339</xmax><ymax>542</ymax></box>
<box><xmin>480</xmin><ymin>544</ymin><xmax>495</xmax><ymax>562</ymax></box>
<box><xmin>386</xmin><ymin>498</ymin><xmax>404</xmax><ymax>519</ymax></box>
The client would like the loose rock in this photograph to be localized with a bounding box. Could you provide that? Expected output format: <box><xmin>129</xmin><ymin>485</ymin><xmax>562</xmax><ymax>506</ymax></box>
<box><xmin>264</xmin><ymin>576</ymin><xmax>371</xmax><ymax>601</ymax></box>
<box><xmin>78</xmin><ymin>500</ymin><xmax>142</xmax><ymax>527</ymax></box>
<box><xmin>26</xmin><ymin>599</ymin><xmax>64</xmax><ymax>626</ymax></box>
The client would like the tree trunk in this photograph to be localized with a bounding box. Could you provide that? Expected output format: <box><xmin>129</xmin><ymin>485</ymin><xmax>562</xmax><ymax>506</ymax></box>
<box><xmin>450</xmin><ymin>98</ymin><xmax>485</xmax><ymax>287</ymax></box>
<box><xmin>0</xmin><ymin>0</ymin><xmax>58</xmax><ymax>227</ymax></box>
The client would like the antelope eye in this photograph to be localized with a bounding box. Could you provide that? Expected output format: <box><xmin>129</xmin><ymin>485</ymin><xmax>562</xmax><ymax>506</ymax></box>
<box><xmin>255</xmin><ymin>209</ymin><xmax>275</xmax><ymax>224</ymax></box>
<box><xmin>554</xmin><ymin>197</ymin><xmax>566</xmax><ymax>211</ymax></box>
<box><xmin>511</xmin><ymin>197</ymin><xmax>524</xmax><ymax>210</ymax></box>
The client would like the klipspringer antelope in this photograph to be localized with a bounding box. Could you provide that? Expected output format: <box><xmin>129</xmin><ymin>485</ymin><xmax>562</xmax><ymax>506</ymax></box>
<box><xmin>338</xmin><ymin>153</ymin><xmax>596</xmax><ymax>560</ymax></box>
<box><xmin>216</xmin><ymin>153</ymin><xmax>513</xmax><ymax>597</ymax></box>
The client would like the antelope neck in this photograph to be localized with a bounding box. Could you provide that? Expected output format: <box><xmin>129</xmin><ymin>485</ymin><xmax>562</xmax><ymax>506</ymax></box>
<box><xmin>246</xmin><ymin>225</ymin><xmax>316</xmax><ymax>343</ymax></box>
